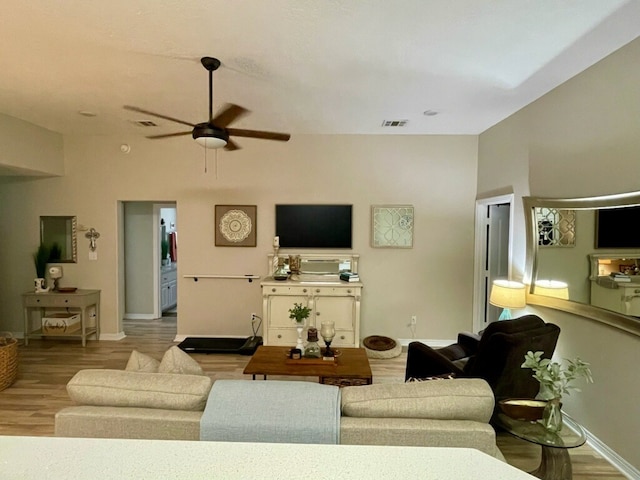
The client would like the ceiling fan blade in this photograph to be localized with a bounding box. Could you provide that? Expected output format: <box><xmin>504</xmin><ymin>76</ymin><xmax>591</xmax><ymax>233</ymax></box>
<box><xmin>224</xmin><ymin>138</ymin><xmax>241</xmax><ymax>151</ymax></box>
<box><xmin>146</xmin><ymin>131</ymin><xmax>192</xmax><ymax>139</ymax></box>
<box><xmin>124</xmin><ymin>105</ymin><xmax>196</xmax><ymax>128</ymax></box>
<box><xmin>227</xmin><ymin>128</ymin><xmax>291</xmax><ymax>142</ymax></box>
<box><xmin>211</xmin><ymin>103</ymin><xmax>250</xmax><ymax>128</ymax></box>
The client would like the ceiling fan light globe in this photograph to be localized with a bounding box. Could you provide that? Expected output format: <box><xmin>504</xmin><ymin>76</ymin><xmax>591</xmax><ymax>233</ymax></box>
<box><xmin>192</xmin><ymin>123</ymin><xmax>228</xmax><ymax>149</ymax></box>
<box><xmin>194</xmin><ymin>136</ymin><xmax>227</xmax><ymax>149</ymax></box>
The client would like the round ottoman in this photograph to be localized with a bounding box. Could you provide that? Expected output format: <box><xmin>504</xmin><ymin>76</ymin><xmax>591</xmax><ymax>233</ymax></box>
<box><xmin>362</xmin><ymin>335</ymin><xmax>402</xmax><ymax>359</ymax></box>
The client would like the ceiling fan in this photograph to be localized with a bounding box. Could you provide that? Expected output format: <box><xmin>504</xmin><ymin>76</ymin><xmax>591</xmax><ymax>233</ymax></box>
<box><xmin>124</xmin><ymin>57</ymin><xmax>291</xmax><ymax>151</ymax></box>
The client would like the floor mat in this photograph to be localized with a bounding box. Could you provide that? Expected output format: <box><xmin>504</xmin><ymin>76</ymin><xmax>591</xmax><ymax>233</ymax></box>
<box><xmin>177</xmin><ymin>336</ymin><xmax>262</xmax><ymax>355</ymax></box>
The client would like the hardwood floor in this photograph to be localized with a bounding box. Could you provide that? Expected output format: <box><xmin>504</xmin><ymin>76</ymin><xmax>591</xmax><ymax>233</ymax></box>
<box><xmin>0</xmin><ymin>318</ymin><xmax>626</xmax><ymax>479</ymax></box>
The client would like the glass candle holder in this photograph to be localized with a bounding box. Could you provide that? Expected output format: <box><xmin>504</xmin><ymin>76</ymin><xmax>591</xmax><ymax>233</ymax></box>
<box><xmin>320</xmin><ymin>321</ymin><xmax>336</xmax><ymax>357</ymax></box>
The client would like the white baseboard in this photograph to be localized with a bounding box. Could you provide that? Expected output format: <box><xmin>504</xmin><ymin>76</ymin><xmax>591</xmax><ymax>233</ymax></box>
<box><xmin>123</xmin><ymin>314</ymin><xmax>157</xmax><ymax>320</ymax></box>
<box><xmin>579</xmin><ymin>423</ymin><xmax>639</xmax><ymax>479</ymax></box>
<box><xmin>97</xmin><ymin>332</ymin><xmax>126</xmax><ymax>341</ymax></box>
<box><xmin>397</xmin><ymin>338</ymin><xmax>456</xmax><ymax>348</ymax></box>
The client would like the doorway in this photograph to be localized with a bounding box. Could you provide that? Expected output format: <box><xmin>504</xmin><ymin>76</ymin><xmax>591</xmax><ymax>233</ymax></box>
<box><xmin>473</xmin><ymin>194</ymin><xmax>514</xmax><ymax>332</ymax></box>
<box><xmin>120</xmin><ymin>201</ymin><xmax>177</xmax><ymax>329</ymax></box>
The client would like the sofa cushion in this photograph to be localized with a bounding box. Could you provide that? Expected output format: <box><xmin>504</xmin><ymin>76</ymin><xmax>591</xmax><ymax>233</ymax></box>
<box><xmin>341</xmin><ymin>378</ymin><xmax>494</xmax><ymax>422</ymax></box>
<box><xmin>125</xmin><ymin>350</ymin><xmax>160</xmax><ymax>373</ymax></box>
<box><xmin>67</xmin><ymin>369</ymin><xmax>212</xmax><ymax>411</ymax></box>
<box><xmin>158</xmin><ymin>346</ymin><xmax>205</xmax><ymax>375</ymax></box>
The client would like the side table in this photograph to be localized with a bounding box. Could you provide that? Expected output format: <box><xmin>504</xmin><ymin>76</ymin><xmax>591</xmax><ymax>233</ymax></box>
<box><xmin>496</xmin><ymin>412</ymin><xmax>586</xmax><ymax>480</ymax></box>
<box><xmin>22</xmin><ymin>290</ymin><xmax>101</xmax><ymax>347</ymax></box>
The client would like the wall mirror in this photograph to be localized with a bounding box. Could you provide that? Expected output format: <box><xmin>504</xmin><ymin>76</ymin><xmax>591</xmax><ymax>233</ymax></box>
<box><xmin>524</xmin><ymin>193</ymin><xmax>640</xmax><ymax>336</ymax></box>
<box><xmin>40</xmin><ymin>216</ymin><xmax>77</xmax><ymax>263</ymax></box>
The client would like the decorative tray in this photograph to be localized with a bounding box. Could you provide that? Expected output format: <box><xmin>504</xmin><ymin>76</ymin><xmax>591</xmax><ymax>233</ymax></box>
<box><xmin>57</xmin><ymin>287</ymin><xmax>78</xmax><ymax>293</ymax></box>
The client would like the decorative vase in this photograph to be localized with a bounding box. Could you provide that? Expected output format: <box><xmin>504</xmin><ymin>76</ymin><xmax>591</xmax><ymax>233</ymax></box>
<box><xmin>541</xmin><ymin>397</ymin><xmax>563</xmax><ymax>433</ymax></box>
<box><xmin>295</xmin><ymin>323</ymin><xmax>305</xmax><ymax>351</ymax></box>
<box><xmin>34</xmin><ymin>278</ymin><xmax>49</xmax><ymax>293</ymax></box>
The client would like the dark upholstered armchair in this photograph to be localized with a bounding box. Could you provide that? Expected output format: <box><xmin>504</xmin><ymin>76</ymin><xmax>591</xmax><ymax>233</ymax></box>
<box><xmin>404</xmin><ymin>315</ymin><xmax>560</xmax><ymax>402</ymax></box>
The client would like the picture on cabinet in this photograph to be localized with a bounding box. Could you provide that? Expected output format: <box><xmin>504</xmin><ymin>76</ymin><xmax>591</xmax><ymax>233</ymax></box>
<box><xmin>215</xmin><ymin>205</ymin><xmax>257</xmax><ymax>247</ymax></box>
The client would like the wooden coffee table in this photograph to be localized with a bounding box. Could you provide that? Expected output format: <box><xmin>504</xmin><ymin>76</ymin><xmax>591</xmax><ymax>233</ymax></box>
<box><xmin>243</xmin><ymin>346</ymin><xmax>372</xmax><ymax>387</ymax></box>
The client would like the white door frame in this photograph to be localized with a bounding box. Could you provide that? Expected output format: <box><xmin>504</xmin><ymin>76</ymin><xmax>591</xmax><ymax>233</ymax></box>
<box><xmin>472</xmin><ymin>194</ymin><xmax>515</xmax><ymax>332</ymax></box>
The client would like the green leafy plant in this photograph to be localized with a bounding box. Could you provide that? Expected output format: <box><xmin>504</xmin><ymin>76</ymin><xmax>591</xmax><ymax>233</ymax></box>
<box><xmin>33</xmin><ymin>244</ymin><xmax>51</xmax><ymax>278</ymax></box>
<box><xmin>522</xmin><ymin>350</ymin><xmax>593</xmax><ymax>400</ymax></box>
<box><xmin>49</xmin><ymin>242</ymin><xmax>62</xmax><ymax>262</ymax></box>
<box><xmin>161</xmin><ymin>239</ymin><xmax>169</xmax><ymax>261</ymax></box>
<box><xmin>288</xmin><ymin>303</ymin><xmax>311</xmax><ymax>324</ymax></box>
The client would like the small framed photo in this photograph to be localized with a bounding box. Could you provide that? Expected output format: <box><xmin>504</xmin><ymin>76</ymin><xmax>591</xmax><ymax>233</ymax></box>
<box><xmin>371</xmin><ymin>205</ymin><xmax>414</xmax><ymax>248</ymax></box>
<box><xmin>215</xmin><ymin>205</ymin><xmax>257</xmax><ymax>247</ymax></box>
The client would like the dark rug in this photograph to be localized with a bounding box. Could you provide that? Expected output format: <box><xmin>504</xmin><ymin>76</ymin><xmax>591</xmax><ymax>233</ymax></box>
<box><xmin>177</xmin><ymin>336</ymin><xmax>262</xmax><ymax>355</ymax></box>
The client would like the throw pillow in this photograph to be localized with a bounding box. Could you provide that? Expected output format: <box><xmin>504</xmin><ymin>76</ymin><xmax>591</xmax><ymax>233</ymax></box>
<box><xmin>406</xmin><ymin>372</ymin><xmax>457</xmax><ymax>382</ymax></box>
<box><xmin>158</xmin><ymin>346</ymin><xmax>205</xmax><ymax>375</ymax></box>
<box><xmin>125</xmin><ymin>350</ymin><xmax>160</xmax><ymax>373</ymax></box>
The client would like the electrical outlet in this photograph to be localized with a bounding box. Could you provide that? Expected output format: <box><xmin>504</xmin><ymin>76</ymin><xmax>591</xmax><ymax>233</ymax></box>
<box><xmin>410</xmin><ymin>315</ymin><xmax>417</xmax><ymax>326</ymax></box>
<box><xmin>251</xmin><ymin>313</ymin><xmax>257</xmax><ymax>321</ymax></box>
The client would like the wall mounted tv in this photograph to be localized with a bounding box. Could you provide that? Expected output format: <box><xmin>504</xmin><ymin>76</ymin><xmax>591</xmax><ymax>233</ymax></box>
<box><xmin>595</xmin><ymin>205</ymin><xmax>640</xmax><ymax>248</ymax></box>
<box><xmin>275</xmin><ymin>204</ymin><xmax>352</xmax><ymax>249</ymax></box>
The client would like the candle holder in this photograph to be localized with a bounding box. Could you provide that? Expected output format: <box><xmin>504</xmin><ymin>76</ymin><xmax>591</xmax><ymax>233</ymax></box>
<box><xmin>320</xmin><ymin>321</ymin><xmax>336</xmax><ymax>358</ymax></box>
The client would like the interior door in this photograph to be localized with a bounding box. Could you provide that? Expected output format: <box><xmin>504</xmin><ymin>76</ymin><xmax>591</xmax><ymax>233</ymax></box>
<box><xmin>485</xmin><ymin>203</ymin><xmax>511</xmax><ymax>324</ymax></box>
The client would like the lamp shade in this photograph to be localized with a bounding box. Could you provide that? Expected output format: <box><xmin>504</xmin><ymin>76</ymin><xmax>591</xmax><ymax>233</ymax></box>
<box><xmin>534</xmin><ymin>280</ymin><xmax>569</xmax><ymax>300</ymax></box>
<box><xmin>489</xmin><ymin>280</ymin><xmax>526</xmax><ymax>309</ymax></box>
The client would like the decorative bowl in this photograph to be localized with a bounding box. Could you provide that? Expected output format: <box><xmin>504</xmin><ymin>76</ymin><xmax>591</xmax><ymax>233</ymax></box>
<box><xmin>498</xmin><ymin>398</ymin><xmax>548</xmax><ymax>421</ymax></box>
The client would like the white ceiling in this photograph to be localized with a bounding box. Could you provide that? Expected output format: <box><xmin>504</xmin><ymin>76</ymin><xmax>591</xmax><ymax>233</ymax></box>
<box><xmin>1</xmin><ymin>0</ymin><xmax>639</xmax><ymax>142</ymax></box>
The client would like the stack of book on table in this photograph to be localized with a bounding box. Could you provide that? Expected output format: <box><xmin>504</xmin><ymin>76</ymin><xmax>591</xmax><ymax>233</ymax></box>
<box><xmin>340</xmin><ymin>272</ymin><xmax>360</xmax><ymax>282</ymax></box>
<box><xmin>610</xmin><ymin>272</ymin><xmax>631</xmax><ymax>282</ymax></box>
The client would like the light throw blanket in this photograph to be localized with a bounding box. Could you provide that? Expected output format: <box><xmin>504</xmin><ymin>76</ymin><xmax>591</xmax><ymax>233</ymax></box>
<box><xmin>200</xmin><ymin>380</ymin><xmax>341</xmax><ymax>444</ymax></box>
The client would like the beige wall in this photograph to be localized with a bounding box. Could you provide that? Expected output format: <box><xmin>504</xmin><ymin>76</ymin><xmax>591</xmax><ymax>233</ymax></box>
<box><xmin>0</xmin><ymin>132</ymin><xmax>478</xmax><ymax>344</ymax></box>
<box><xmin>478</xmin><ymin>38</ymin><xmax>640</xmax><ymax>471</ymax></box>
<box><xmin>0</xmin><ymin>113</ymin><xmax>64</xmax><ymax>175</ymax></box>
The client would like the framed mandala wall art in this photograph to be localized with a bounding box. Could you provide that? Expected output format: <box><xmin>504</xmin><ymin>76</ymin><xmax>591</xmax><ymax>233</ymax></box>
<box><xmin>215</xmin><ymin>205</ymin><xmax>257</xmax><ymax>247</ymax></box>
<box><xmin>371</xmin><ymin>205</ymin><xmax>414</xmax><ymax>248</ymax></box>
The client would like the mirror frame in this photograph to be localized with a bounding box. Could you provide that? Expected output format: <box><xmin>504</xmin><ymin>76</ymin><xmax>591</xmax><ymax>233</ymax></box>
<box><xmin>40</xmin><ymin>215</ymin><xmax>78</xmax><ymax>263</ymax></box>
<box><xmin>524</xmin><ymin>193</ymin><xmax>640</xmax><ymax>337</ymax></box>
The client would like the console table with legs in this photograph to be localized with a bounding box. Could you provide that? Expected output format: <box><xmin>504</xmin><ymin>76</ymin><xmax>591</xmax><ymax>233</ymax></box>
<box><xmin>22</xmin><ymin>289</ymin><xmax>101</xmax><ymax>346</ymax></box>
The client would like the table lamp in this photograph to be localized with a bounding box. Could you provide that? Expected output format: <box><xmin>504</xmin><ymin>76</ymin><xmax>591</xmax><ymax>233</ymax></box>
<box><xmin>489</xmin><ymin>280</ymin><xmax>526</xmax><ymax>320</ymax></box>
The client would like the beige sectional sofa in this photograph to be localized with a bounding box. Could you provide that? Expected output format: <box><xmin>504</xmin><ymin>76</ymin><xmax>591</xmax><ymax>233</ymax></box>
<box><xmin>55</xmin><ymin>368</ymin><xmax>504</xmax><ymax>460</ymax></box>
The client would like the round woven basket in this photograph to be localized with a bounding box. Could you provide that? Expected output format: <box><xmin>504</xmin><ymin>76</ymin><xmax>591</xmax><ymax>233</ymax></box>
<box><xmin>0</xmin><ymin>336</ymin><xmax>18</xmax><ymax>391</ymax></box>
<box><xmin>362</xmin><ymin>335</ymin><xmax>402</xmax><ymax>359</ymax></box>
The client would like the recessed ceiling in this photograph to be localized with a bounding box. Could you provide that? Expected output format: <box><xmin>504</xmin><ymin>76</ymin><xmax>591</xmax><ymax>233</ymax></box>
<box><xmin>0</xmin><ymin>0</ymin><xmax>638</xmax><ymax>140</ymax></box>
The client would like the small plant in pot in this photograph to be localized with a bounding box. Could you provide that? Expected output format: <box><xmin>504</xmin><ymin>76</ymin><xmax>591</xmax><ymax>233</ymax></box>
<box><xmin>161</xmin><ymin>239</ymin><xmax>170</xmax><ymax>265</ymax></box>
<box><xmin>522</xmin><ymin>350</ymin><xmax>593</xmax><ymax>433</ymax></box>
<box><xmin>33</xmin><ymin>243</ymin><xmax>51</xmax><ymax>292</ymax></box>
<box><xmin>289</xmin><ymin>302</ymin><xmax>311</xmax><ymax>352</ymax></box>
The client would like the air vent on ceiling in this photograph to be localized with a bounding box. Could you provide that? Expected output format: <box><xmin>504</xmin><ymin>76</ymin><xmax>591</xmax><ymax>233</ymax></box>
<box><xmin>381</xmin><ymin>120</ymin><xmax>408</xmax><ymax>127</ymax></box>
<box><xmin>132</xmin><ymin>120</ymin><xmax>158</xmax><ymax>127</ymax></box>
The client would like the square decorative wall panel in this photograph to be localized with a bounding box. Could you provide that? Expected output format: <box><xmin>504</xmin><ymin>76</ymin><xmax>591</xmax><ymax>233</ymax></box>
<box><xmin>371</xmin><ymin>205</ymin><xmax>414</xmax><ymax>248</ymax></box>
<box><xmin>215</xmin><ymin>205</ymin><xmax>257</xmax><ymax>247</ymax></box>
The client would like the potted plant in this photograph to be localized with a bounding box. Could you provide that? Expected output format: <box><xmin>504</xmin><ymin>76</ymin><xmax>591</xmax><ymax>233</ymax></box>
<box><xmin>161</xmin><ymin>239</ymin><xmax>170</xmax><ymax>266</ymax></box>
<box><xmin>522</xmin><ymin>350</ymin><xmax>593</xmax><ymax>432</ymax></box>
<box><xmin>289</xmin><ymin>303</ymin><xmax>311</xmax><ymax>351</ymax></box>
<box><xmin>32</xmin><ymin>243</ymin><xmax>50</xmax><ymax>292</ymax></box>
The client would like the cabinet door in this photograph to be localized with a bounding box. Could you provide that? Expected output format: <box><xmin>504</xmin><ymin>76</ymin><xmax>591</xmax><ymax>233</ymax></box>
<box><xmin>267</xmin><ymin>294</ymin><xmax>309</xmax><ymax>328</ymax></box>
<box><xmin>168</xmin><ymin>281</ymin><xmax>178</xmax><ymax>308</ymax></box>
<box><xmin>160</xmin><ymin>283</ymin><xmax>170</xmax><ymax>311</ymax></box>
<box><xmin>314</xmin><ymin>295</ymin><xmax>355</xmax><ymax>346</ymax></box>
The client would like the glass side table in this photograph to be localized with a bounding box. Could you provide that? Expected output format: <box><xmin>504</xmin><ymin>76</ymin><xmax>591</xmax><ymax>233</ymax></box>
<box><xmin>496</xmin><ymin>412</ymin><xmax>586</xmax><ymax>480</ymax></box>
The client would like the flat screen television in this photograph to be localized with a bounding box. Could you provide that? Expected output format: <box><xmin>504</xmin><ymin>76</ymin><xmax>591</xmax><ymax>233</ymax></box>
<box><xmin>595</xmin><ymin>205</ymin><xmax>640</xmax><ymax>248</ymax></box>
<box><xmin>275</xmin><ymin>204</ymin><xmax>352</xmax><ymax>249</ymax></box>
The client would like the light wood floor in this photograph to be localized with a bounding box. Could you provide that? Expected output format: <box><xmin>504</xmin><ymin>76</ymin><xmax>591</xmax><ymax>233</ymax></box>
<box><xmin>0</xmin><ymin>317</ymin><xmax>626</xmax><ymax>479</ymax></box>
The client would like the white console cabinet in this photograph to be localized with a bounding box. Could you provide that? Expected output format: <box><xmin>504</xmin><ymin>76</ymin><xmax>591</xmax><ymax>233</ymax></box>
<box><xmin>261</xmin><ymin>253</ymin><xmax>362</xmax><ymax>347</ymax></box>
